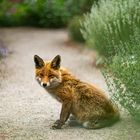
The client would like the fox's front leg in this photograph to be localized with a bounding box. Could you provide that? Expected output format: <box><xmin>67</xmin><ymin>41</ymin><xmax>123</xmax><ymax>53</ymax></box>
<box><xmin>52</xmin><ymin>101</ymin><xmax>71</xmax><ymax>129</ymax></box>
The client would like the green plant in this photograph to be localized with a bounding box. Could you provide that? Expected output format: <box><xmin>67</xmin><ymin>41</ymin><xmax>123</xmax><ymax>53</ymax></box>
<box><xmin>82</xmin><ymin>0</ymin><xmax>140</xmax><ymax>121</ymax></box>
<box><xmin>102</xmin><ymin>30</ymin><xmax>140</xmax><ymax>121</ymax></box>
<box><xmin>0</xmin><ymin>0</ymin><xmax>99</xmax><ymax>27</ymax></box>
<box><xmin>82</xmin><ymin>0</ymin><xmax>140</xmax><ymax>57</ymax></box>
<box><xmin>0</xmin><ymin>0</ymin><xmax>29</xmax><ymax>26</ymax></box>
<box><xmin>25</xmin><ymin>0</ymin><xmax>98</xmax><ymax>28</ymax></box>
<box><xmin>67</xmin><ymin>0</ymin><xmax>99</xmax><ymax>42</ymax></box>
<box><xmin>25</xmin><ymin>0</ymin><xmax>70</xmax><ymax>27</ymax></box>
<box><xmin>68</xmin><ymin>16</ymin><xmax>85</xmax><ymax>42</ymax></box>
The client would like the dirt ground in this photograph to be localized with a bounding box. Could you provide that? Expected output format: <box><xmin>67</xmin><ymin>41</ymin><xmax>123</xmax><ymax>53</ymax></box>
<box><xmin>0</xmin><ymin>28</ymin><xmax>139</xmax><ymax>140</ymax></box>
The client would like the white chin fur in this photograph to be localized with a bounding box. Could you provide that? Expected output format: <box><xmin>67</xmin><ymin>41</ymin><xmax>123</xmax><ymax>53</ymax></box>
<box><xmin>41</xmin><ymin>82</ymin><xmax>44</xmax><ymax>87</ymax></box>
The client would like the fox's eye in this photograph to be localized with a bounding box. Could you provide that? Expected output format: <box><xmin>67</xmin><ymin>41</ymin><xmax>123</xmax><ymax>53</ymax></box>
<box><xmin>40</xmin><ymin>73</ymin><xmax>44</xmax><ymax>77</ymax></box>
<box><xmin>48</xmin><ymin>74</ymin><xmax>54</xmax><ymax>78</ymax></box>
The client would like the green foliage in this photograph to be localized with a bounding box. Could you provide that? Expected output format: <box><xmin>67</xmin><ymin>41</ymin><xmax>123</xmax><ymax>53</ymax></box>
<box><xmin>68</xmin><ymin>16</ymin><xmax>85</xmax><ymax>42</ymax></box>
<box><xmin>82</xmin><ymin>0</ymin><xmax>140</xmax><ymax>121</ymax></box>
<box><xmin>25</xmin><ymin>0</ymin><xmax>70</xmax><ymax>27</ymax></box>
<box><xmin>102</xmin><ymin>30</ymin><xmax>140</xmax><ymax>121</ymax></box>
<box><xmin>82</xmin><ymin>0</ymin><xmax>140</xmax><ymax>57</ymax></box>
<box><xmin>0</xmin><ymin>0</ymin><xmax>29</xmax><ymax>26</ymax></box>
<box><xmin>67</xmin><ymin>0</ymin><xmax>98</xmax><ymax>42</ymax></box>
<box><xmin>0</xmin><ymin>0</ymin><xmax>99</xmax><ymax>27</ymax></box>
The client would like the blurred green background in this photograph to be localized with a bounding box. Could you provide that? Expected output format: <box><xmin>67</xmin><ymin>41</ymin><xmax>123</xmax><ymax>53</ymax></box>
<box><xmin>0</xmin><ymin>0</ymin><xmax>98</xmax><ymax>42</ymax></box>
<box><xmin>0</xmin><ymin>0</ymin><xmax>97</xmax><ymax>27</ymax></box>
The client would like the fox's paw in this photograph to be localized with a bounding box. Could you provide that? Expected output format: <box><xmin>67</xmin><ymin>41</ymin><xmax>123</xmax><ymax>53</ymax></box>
<box><xmin>51</xmin><ymin>120</ymin><xmax>63</xmax><ymax>130</ymax></box>
<box><xmin>51</xmin><ymin>123</ymin><xmax>61</xmax><ymax>129</ymax></box>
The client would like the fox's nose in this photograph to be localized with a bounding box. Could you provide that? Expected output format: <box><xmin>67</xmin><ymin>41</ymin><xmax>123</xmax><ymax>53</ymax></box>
<box><xmin>42</xmin><ymin>83</ymin><xmax>47</xmax><ymax>87</ymax></box>
<box><xmin>41</xmin><ymin>82</ymin><xmax>47</xmax><ymax>87</ymax></box>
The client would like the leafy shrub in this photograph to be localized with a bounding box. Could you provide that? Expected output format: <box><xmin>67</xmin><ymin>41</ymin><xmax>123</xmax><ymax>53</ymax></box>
<box><xmin>82</xmin><ymin>0</ymin><xmax>140</xmax><ymax>121</ymax></box>
<box><xmin>67</xmin><ymin>0</ymin><xmax>98</xmax><ymax>42</ymax></box>
<box><xmin>82</xmin><ymin>0</ymin><xmax>140</xmax><ymax>57</ymax></box>
<box><xmin>0</xmin><ymin>0</ymin><xmax>29</xmax><ymax>26</ymax></box>
<box><xmin>0</xmin><ymin>0</ymin><xmax>99</xmax><ymax>27</ymax></box>
<box><xmin>25</xmin><ymin>0</ymin><xmax>99</xmax><ymax>27</ymax></box>
<box><xmin>25</xmin><ymin>0</ymin><xmax>70</xmax><ymax>27</ymax></box>
<box><xmin>102</xmin><ymin>30</ymin><xmax>140</xmax><ymax>121</ymax></box>
<box><xmin>68</xmin><ymin>16</ymin><xmax>85</xmax><ymax>42</ymax></box>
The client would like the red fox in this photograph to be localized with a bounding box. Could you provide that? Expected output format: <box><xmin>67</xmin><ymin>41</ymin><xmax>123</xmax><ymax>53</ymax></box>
<box><xmin>34</xmin><ymin>55</ymin><xmax>120</xmax><ymax>129</ymax></box>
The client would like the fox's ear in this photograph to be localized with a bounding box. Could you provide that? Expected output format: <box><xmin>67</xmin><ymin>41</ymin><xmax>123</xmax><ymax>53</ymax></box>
<box><xmin>51</xmin><ymin>55</ymin><xmax>61</xmax><ymax>69</ymax></box>
<box><xmin>34</xmin><ymin>55</ymin><xmax>45</xmax><ymax>69</ymax></box>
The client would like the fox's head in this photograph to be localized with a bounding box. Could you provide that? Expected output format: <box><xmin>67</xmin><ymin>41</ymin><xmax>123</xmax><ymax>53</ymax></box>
<box><xmin>34</xmin><ymin>55</ymin><xmax>62</xmax><ymax>89</ymax></box>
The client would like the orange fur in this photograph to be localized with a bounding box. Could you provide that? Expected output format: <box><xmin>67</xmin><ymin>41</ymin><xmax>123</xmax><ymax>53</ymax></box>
<box><xmin>34</xmin><ymin>55</ymin><xmax>120</xmax><ymax>129</ymax></box>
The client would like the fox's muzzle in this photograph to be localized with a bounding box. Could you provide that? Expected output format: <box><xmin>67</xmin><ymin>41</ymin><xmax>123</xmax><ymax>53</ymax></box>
<box><xmin>41</xmin><ymin>82</ymin><xmax>50</xmax><ymax>88</ymax></box>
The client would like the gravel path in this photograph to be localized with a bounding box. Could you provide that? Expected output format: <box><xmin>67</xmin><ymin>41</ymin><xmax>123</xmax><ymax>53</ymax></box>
<box><xmin>0</xmin><ymin>28</ymin><xmax>139</xmax><ymax>140</ymax></box>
